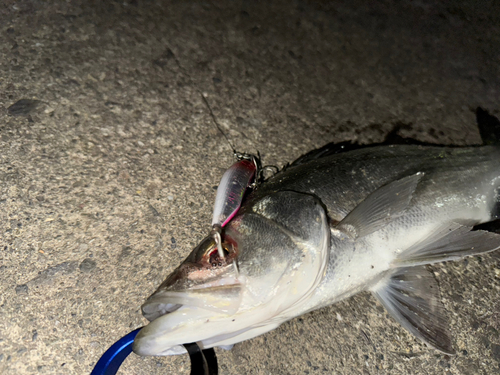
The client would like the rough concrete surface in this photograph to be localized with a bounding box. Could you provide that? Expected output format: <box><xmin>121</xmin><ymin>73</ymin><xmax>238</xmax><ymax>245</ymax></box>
<box><xmin>1</xmin><ymin>0</ymin><xmax>500</xmax><ymax>374</ymax></box>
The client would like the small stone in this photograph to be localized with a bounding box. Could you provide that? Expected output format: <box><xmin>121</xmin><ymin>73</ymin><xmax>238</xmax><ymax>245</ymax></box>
<box><xmin>15</xmin><ymin>284</ymin><xmax>28</xmax><ymax>295</ymax></box>
<box><xmin>8</xmin><ymin>99</ymin><xmax>42</xmax><ymax>116</ymax></box>
<box><xmin>79</xmin><ymin>258</ymin><xmax>96</xmax><ymax>272</ymax></box>
<box><xmin>119</xmin><ymin>246</ymin><xmax>131</xmax><ymax>260</ymax></box>
<box><xmin>148</xmin><ymin>204</ymin><xmax>160</xmax><ymax>217</ymax></box>
<box><xmin>29</xmin><ymin>261</ymin><xmax>78</xmax><ymax>287</ymax></box>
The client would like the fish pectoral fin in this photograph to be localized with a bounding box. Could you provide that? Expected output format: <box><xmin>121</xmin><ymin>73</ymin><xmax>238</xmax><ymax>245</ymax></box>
<box><xmin>371</xmin><ymin>266</ymin><xmax>455</xmax><ymax>355</ymax></box>
<box><xmin>393</xmin><ymin>222</ymin><xmax>500</xmax><ymax>267</ymax></box>
<box><xmin>336</xmin><ymin>173</ymin><xmax>423</xmax><ymax>238</ymax></box>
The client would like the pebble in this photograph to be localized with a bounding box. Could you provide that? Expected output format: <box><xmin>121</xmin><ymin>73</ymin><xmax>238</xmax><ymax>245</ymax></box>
<box><xmin>29</xmin><ymin>261</ymin><xmax>78</xmax><ymax>287</ymax></box>
<box><xmin>15</xmin><ymin>284</ymin><xmax>29</xmax><ymax>295</ymax></box>
<box><xmin>7</xmin><ymin>99</ymin><xmax>42</xmax><ymax>116</ymax></box>
<box><xmin>79</xmin><ymin>258</ymin><xmax>97</xmax><ymax>272</ymax></box>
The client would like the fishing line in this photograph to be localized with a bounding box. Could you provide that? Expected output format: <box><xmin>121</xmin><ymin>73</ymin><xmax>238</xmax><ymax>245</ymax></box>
<box><xmin>200</xmin><ymin>93</ymin><xmax>237</xmax><ymax>156</ymax></box>
<box><xmin>162</xmin><ymin>45</ymin><xmax>237</xmax><ymax>156</ymax></box>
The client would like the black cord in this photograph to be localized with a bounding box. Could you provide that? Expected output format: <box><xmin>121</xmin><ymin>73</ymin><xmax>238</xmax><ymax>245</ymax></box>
<box><xmin>183</xmin><ymin>343</ymin><xmax>218</xmax><ymax>375</ymax></box>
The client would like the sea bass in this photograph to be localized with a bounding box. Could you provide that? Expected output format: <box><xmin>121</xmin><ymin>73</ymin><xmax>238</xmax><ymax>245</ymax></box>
<box><xmin>133</xmin><ymin>138</ymin><xmax>500</xmax><ymax>357</ymax></box>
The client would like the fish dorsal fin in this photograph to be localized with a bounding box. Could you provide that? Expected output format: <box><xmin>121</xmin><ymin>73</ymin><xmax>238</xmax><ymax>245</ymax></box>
<box><xmin>336</xmin><ymin>173</ymin><xmax>423</xmax><ymax>238</ymax></box>
<box><xmin>393</xmin><ymin>222</ymin><xmax>500</xmax><ymax>267</ymax></box>
<box><xmin>371</xmin><ymin>266</ymin><xmax>455</xmax><ymax>354</ymax></box>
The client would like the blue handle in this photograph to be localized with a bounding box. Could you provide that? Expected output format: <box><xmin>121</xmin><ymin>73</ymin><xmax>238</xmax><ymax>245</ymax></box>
<box><xmin>90</xmin><ymin>328</ymin><xmax>141</xmax><ymax>375</ymax></box>
<box><xmin>90</xmin><ymin>327</ymin><xmax>219</xmax><ymax>375</ymax></box>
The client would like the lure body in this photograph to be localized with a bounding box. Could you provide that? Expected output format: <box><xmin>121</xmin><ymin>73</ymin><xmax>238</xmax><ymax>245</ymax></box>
<box><xmin>211</xmin><ymin>159</ymin><xmax>256</xmax><ymax>229</ymax></box>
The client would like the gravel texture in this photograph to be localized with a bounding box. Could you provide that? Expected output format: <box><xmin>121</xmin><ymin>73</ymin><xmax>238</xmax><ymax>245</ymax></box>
<box><xmin>1</xmin><ymin>1</ymin><xmax>500</xmax><ymax>374</ymax></box>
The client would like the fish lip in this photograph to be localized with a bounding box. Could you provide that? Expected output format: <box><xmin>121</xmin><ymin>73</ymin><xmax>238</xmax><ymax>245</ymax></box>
<box><xmin>142</xmin><ymin>277</ymin><xmax>245</xmax><ymax>321</ymax></box>
<box><xmin>133</xmin><ymin>306</ymin><xmax>218</xmax><ymax>356</ymax></box>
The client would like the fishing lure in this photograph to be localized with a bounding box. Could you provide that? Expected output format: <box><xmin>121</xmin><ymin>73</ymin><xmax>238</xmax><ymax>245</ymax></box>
<box><xmin>211</xmin><ymin>153</ymin><xmax>259</xmax><ymax>259</ymax></box>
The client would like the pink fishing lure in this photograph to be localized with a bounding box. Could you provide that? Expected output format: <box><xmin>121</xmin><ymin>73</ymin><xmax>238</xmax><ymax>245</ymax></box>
<box><xmin>212</xmin><ymin>159</ymin><xmax>256</xmax><ymax>229</ymax></box>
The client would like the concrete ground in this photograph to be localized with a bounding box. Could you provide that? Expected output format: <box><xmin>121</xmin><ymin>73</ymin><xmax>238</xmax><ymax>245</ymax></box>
<box><xmin>1</xmin><ymin>0</ymin><xmax>500</xmax><ymax>374</ymax></box>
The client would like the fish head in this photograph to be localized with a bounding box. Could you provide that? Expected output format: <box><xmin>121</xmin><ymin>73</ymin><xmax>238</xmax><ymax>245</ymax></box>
<box><xmin>133</xmin><ymin>191</ymin><xmax>330</xmax><ymax>356</ymax></box>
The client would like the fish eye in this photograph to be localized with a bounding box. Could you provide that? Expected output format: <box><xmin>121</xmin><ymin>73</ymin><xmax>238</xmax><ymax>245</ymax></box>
<box><xmin>190</xmin><ymin>234</ymin><xmax>236</xmax><ymax>267</ymax></box>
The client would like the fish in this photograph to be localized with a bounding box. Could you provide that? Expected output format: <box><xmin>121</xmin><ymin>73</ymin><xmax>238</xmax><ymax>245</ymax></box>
<box><xmin>133</xmin><ymin>108</ymin><xmax>500</xmax><ymax>357</ymax></box>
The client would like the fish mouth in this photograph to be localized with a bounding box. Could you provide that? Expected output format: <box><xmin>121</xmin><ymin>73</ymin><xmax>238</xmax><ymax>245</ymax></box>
<box><xmin>137</xmin><ymin>280</ymin><xmax>246</xmax><ymax>356</ymax></box>
<box><xmin>142</xmin><ymin>233</ymin><xmax>243</xmax><ymax>321</ymax></box>
<box><xmin>133</xmin><ymin>304</ymin><xmax>225</xmax><ymax>356</ymax></box>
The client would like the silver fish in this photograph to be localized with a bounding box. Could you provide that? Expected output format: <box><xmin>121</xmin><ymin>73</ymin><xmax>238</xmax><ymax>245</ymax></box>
<box><xmin>133</xmin><ymin>142</ymin><xmax>500</xmax><ymax>357</ymax></box>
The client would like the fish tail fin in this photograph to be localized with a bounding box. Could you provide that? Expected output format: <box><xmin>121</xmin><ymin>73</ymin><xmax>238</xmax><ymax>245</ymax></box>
<box><xmin>476</xmin><ymin>107</ymin><xmax>500</xmax><ymax>145</ymax></box>
<box><xmin>392</xmin><ymin>222</ymin><xmax>500</xmax><ymax>267</ymax></box>
<box><xmin>370</xmin><ymin>266</ymin><xmax>454</xmax><ymax>354</ymax></box>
